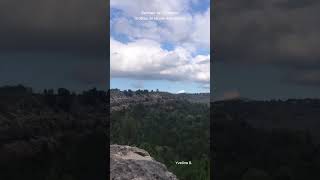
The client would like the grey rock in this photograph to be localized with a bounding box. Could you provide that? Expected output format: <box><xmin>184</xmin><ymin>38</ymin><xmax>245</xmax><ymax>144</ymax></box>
<box><xmin>110</xmin><ymin>145</ymin><xmax>178</xmax><ymax>180</ymax></box>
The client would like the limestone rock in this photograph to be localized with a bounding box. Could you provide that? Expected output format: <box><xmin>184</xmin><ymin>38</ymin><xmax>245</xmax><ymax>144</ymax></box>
<box><xmin>110</xmin><ymin>145</ymin><xmax>178</xmax><ymax>180</ymax></box>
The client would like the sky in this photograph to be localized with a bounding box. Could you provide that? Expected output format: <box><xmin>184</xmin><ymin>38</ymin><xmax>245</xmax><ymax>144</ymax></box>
<box><xmin>0</xmin><ymin>0</ymin><xmax>108</xmax><ymax>92</ymax></box>
<box><xmin>110</xmin><ymin>0</ymin><xmax>210</xmax><ymax>93</ymax></box>
<box><xmin>1</xmin><ymin>0</ymin><xmax>319</xmax><ymax>99</ymax></box>
<box><xmin>213</xmin><ymin>0</ymin><xmax>320</xmax><ymax>100</ymax></box>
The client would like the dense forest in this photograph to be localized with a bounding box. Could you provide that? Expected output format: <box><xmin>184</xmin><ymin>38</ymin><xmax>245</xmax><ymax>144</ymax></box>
<box><xmin>0</xmin><ymin>85</ymin><xmax>108</xmax><ymax>180</ymax></box>
<box><xmin>110</xmin><ymin>90</ymin><xmax>210</xmax><ymax>180</ymax></box>
<box><xmin>3</xmin><ymin>85</ymin><xmax>320</xmax><ymax>180</ymax></box>
<box><xmin>212</xmin><ymin>99</ymin><xmax>320</xmax><ymax>180</ymax></box>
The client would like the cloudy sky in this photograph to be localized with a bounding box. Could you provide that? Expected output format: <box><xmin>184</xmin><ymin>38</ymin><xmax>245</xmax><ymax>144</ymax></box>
<box><xmin>0</xmin><ymin>0</ymin><xmax>108</xmax><ymax>92</ymax></box>
<box><xmin>110</xmin><ymin>0</ymin><xmax>210</xmax><ymax>93</ymax></box>
<box><xmin>213</xmin><ymin>0</ymin><xmax>320</xmax><ymax>100</ymax></box>
<box><xmin>3</xmin><ymin>0</ymin><xmax>318</xmax><ymax>99</ymax></box>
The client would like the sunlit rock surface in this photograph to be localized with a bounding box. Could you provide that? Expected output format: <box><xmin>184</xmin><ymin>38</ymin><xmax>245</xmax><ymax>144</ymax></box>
<box><xmin>110</xmin><ymin>145</ymin><xmax>178</xmax><ymax>180</ymax></box>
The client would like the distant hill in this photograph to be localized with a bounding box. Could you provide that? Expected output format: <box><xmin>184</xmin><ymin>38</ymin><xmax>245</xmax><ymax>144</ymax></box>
<box><xmin>0</xmin><ymin>85</ymin><xmax>107</xmax><ymax>180</ymax></box>
<box><xmin>212</xmin><ymin>98</ymin><xmax>320</xmax><ymax>179</ymax></box>
<box><xmin>110</xmin><ymin>89</ymin><xmax>209</xmax><ymax>111</ymax></box>
<box><xmin>213</xmin><ymin>98</ymin><xmax>320</xmax><ymax>141</ymax></box>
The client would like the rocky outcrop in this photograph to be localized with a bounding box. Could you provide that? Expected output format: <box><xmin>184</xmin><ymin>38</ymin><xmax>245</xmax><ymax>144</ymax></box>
<box><xmin>110</xmin><ymin>145</ymin><xmax>178</xmax><ymax>180</ymax></box>
<box><xmin>110</xmin><ymin>90</ymin><xmax>174</xmax><ymax>111</ymax></box>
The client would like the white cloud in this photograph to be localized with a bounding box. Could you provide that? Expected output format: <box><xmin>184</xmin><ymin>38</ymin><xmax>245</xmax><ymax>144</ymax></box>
<box><xmin>111</xmin><ymin>0</ymin><xmax>192</xmax><ymax>16</ymax></box>
<box><xmin>110</xmin><ymin>0</ymin><xmax>210</xmax><ymax>90</ymax></box>
<box><xmin>162</xmin><ymin>8</ymin><xmax>210</xmax><ymax>49</ymax></box>
<box><xmin>177</xmin><ymin>90</ymin><xmax>186</xmax><ymax>94</ymax></box>
<box><xmin>191</xmin><ymin>8</ymin><xmax>210</xmax><ymax>47</ymax></box>
<box><xmin>111</xmin><ymin>0</ymin><xmax>210</xmax><ymax>50</ymax></box>
<box><xmin>112</xmin><ymin>17</ymin><xmax>166</xmax><ymax>42</ymax></box>
<box><xmin>110</xmin><ymin>38</ymin><xmax>209</xmax><ymax>84</ymax></box>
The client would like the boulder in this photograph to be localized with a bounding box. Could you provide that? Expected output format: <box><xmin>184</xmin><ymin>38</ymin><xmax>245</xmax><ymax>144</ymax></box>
<box><xmin>110</xmin><ymin>145</ymin><xmax>178</xmax><ymax>180</ymax></box>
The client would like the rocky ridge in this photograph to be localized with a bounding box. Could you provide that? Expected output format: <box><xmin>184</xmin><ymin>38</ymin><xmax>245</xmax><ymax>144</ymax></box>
<box><xmin>110</xmin><ymin>145</ymin><xmax>178</xmax><ymax>180</ymax></box>
<box><xmin>110</xmin><ymin>89</ymin><xmax>209</xmax><ymax>111</ymax></box>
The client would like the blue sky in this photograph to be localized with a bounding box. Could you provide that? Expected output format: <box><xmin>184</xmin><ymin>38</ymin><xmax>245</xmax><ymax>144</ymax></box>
<box><xmin>110</xmin><ymin>0</ymin><xmax>210</xmax><ymax>93</ymax></box>
<box><xmin>111</xmin><ymin>78</ymin><xmax>209</xmax><ymax>93</ymax></box>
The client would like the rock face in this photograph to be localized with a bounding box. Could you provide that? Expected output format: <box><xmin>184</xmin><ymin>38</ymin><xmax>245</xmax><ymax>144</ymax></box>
<box><xmin>110</xmin><ymin>145</ymin><xmax>178</xmax><ymax>180</ymax></box>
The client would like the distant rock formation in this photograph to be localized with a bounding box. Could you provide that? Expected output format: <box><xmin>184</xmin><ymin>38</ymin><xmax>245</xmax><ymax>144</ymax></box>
<box><xmin>110</xmin><ymin>89</ymin><xmax>209</xmax><ymax>111</ymax></box>
<box><xmin>110</xmin><ymin>145</ymin><xmax>178</xmax><ymax>180</ymax></box>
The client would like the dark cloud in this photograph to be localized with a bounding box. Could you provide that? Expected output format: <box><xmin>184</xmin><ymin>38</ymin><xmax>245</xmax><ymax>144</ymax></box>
<box><xmin>214</xmin><ymin>0</ymin><xmax>320</xmax><ymax>86</ymax></box>
<box><xmin>0</xmin><ymin>0</ymin><xmax>109</xmax><ymax>91</ymax></box>
<box><xmin>0</xmin><ymin>0</ymin><xmax>108</xmax><ymax>56</ymax></box>
<box><xmin>287</xmin><ymin>69</ymin><xmax>320</xmax><ymax>87</ymax></box>
<box><xmin>274</xmin><ymin>0</ymin><xmax>318</xmax><ymax>10</ymax></box>
<box><xmin>222</xmin><ymin>90</ymin><xmax>240</xmax><ymax>100</ymax></box>
<box><xmin>72</xmin><ymin>60</ymin><xmax>108</xmax><ymax>87</ymax></box>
